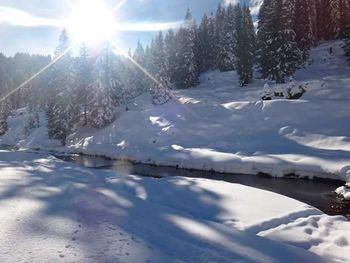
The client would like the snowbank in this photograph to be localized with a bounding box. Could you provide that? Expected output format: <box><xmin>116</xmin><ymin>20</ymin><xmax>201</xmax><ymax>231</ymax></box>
<box><xmin>1</xmin><ymin>41</ymin><xmax>350</xmax><ymax>183</ymax></box>
<box><xmin>1</xmin><ymin>150</ymin><xmax>348</xmax><ymax>262</ymax></box>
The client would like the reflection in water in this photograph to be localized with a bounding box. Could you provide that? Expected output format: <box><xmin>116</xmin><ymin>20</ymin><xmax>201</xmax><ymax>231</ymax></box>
<box><xmin>57</xmin><ymin>154</ymin><xmax>349</xmax><ymax>219</ymax></box>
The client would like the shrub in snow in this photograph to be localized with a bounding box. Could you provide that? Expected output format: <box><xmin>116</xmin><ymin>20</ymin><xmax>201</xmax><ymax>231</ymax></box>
<box><xmin>262</xmin><ymin>83</ymin><xmax>273</xmax><ymax>100</ymax></box>
<box><xmin>261</xmin><ymin>82</ymin><xmax>307</xmax><ymax>101</ymax></box>
<box><xmin>286</xmin><ymin>85</ymin><xmax>306</xmax><ymax>100</ymax></box>
<box><xmin>151</xmin><ymin>84</ymin><xmax>172</xmax><ymax>105</ymax></box>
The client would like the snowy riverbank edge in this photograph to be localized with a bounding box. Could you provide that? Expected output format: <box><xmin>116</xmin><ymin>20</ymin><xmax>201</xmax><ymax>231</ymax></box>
<box><xmin>0</xmin><ymin>149</ymin><xmax>349</xmax><ymax>263</ymax></box>
<box><xmin>4</xmin><ymin>143</ymin><xmax>348</xmax><ymax>183</ymax></box>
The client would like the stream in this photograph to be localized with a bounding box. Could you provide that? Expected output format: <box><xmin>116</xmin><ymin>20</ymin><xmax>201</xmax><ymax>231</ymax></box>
<box><xmin>56</xmin><ymin>153</ymin><xmax>349</xmax><ymax>219</ymax></box>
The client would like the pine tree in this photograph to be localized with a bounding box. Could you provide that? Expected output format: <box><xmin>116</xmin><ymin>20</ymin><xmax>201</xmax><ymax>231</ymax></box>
<box><xmin>257</xmin><ymin>0</ymin><xmax>302</xmax><ymax>83</ymax></box>
<box><xmin>130</xmin><ymin>41</ymin><xmax>148</xmax><ymax>98</ymax></box>
<box><xmin>343</xmin><ymin>20</ymin><xmax>350</xmax><ymax>61</ymax></box>
<box><xmin>87</xmin><ymin>42</ymin><xmax>115</xmax><ymax>128</ymax></box>
<box><xmin>257</xmin><ymin>0</ymin><xmax>276</xmax><ymax>79</ymax></box>
<box><xmin>293</xmin><ymin>0</ymin><xmax>313</xmax><ymax>57</ymax></box>
<box><xmin>236</xmin><ymin>5</ymin><xmax>256</xmax><ymax>86</ymax></box>
<box><xmin>173</xmin><ymin>9</ymin><xmax>199</xmax><ymax>89</ymax></box>
<box><xmin>196</xmin><ymin>12</ymin><xmax>217</xmax><ymax>71</ymax></box>
<box><xmin>218</xmin><ymin>3</ymin><xmax>237</xmax><ymax>72</ymax></box>
<box><xmin>148</xmin><ymin>32</ymin><xmax>172</xmax><ymax>105</ymax></box>
<box><xmin>308</xmin><ymin>0</ymin><xmax>318</xmax><ymax>43</ymax></box>
<box><xmin>276</xmin><ymin>0</ymin><xmax>302</xmax><ymax>82</ymax></box>
<box><xmin>316</xmin><ymin>0</ymin><xmax>334</xmax><ymax>40</ymax></box>
<box><xmin>339</xmin><ymin>0</ymin><xmax>350</xmax><ymax>38</ymax></box>
<box><xmin>198</xmin><ymin>14</ymin><xmax>211</xmax><ymax>72</ymax></box>
<box><xmin>77</xmin><ymin>43</ymin><xmax>94</xmax><ymax>127</ymax></box>
<box><xmin>193</xmin><ymin>19</ymin><xmax>201</xmax><ymax>75</ymax></box>
<box><xmin>121</xmin><ymin>56</ymin><xmax>140</xmax><ymax>102</ymax></box>
<box><xmin>215</xmin><ymin>3</ymin><xmax>226</xmax><ymax>68</ymax></box>
<box><xmin>87</xmin><ymin>81</ymin><xmax>114</xmax><ymax>129</ymax></box>
<box><xmin>47</xmin><ymin>29</ymin><xmax>78</xmax><ymax>145</ymax></box>
<box><xmin>330</xmin><ymin>0</ymin><xmax>342</xmax><ymax>37</ymax></box>
<box><xmin>164</xmin><ymin>29</ymin><xmax>177</xmax><ymax>82</ymax></box>
<box><xmin>0</xmin><ymin>99</ymin><xmax>11</xmax><ymax>136</ymax></box>
<box><xmin>207</xmin><ymin>13</ymin><xmax>217</xmax><ymax>69</ymax></box>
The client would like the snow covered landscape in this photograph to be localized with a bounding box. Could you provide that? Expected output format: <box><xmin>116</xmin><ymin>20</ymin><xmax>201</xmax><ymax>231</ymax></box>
<box><xmin>2</xmin><ymin>41</ymin><xmax>350</xmax><ymax>183</ymax></box>
<box><xmin>1</xmin><ymin>0</ymin><xmax>350</xmax><ymax>262</ymax></box>
<box><xmin>1</xmin><ymin>40</ymin><xmax>350</xmax><ymax>263</ymax></box>
<box><xmin>0</xmin><ymin>149</ymin><xmax>349</xmax><ymax>263</ymax></box>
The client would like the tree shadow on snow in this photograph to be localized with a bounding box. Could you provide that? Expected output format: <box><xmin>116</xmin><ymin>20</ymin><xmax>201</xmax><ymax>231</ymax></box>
<box><xmin>0</xmin><ymin>150</ymin><xmax>326</xmax><ymax>263</ymax></box>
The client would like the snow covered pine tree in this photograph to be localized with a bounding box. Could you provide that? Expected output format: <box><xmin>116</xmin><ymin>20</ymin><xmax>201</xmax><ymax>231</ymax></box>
<box><xmin>173</xmin><ymin>9</ymin><xmax>199</xmax><ymax>89</ymax></box>
<box><xmin>235</xmin><ymin>4</ymin><xmax>256</xmax><ymax>86</ymax></box>
<box><xmin>148</xmin><ymin>32</ymin><xmax>172</xmax><ymax>105</ymax></box>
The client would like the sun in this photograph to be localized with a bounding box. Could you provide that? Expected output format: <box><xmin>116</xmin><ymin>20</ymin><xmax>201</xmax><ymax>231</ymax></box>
<box><xmin>65</xmin><ymin>0</ymin><xmax>117</xmax><ymax>45</ymax></box>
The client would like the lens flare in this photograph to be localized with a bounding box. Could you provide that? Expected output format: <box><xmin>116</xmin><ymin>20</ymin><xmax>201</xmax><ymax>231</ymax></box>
<box><xmin>0</xmin><ymin>43</ymin><xmax>77</xmax><ymax>103</ymax></box>
<box><xmin>65</xmin><ymin>0</ymin><xmax>118</xmax><ymax>45</ymax></box>
<box><xmin>108</xmin><ymin>39</ymin><xmax>163</xmax><ymax>89</ymax></box>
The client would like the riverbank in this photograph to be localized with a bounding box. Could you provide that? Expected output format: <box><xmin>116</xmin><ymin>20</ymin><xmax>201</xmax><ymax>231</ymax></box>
<box><xmin>5</xmin><ymin>145</ymin><xmax>350</xmax><ymax>218</ymax></box>
<box><xmin>0</xmin><ymin>149</ymin><xmax>349</xmax><ymax>263</ymax></box>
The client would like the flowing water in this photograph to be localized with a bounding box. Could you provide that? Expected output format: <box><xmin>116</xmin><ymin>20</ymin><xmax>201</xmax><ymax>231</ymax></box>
<box><xmin>57</xmin><ymin>153</ymin><xmax>349</xmax><ymax>219</ymax></box>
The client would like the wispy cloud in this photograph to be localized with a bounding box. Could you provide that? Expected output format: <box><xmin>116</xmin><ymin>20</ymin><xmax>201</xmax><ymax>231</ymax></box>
<box><xmin>0</xmin><ymin>6</ymin><xmax>61</xmax><ymax>27</ymax></box>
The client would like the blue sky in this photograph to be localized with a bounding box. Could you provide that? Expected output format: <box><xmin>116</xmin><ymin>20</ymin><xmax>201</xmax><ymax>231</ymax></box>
<box><xmin>0</xmin><ymin>0</ymin><xmax>259</xmax><ymax>56</ymax></box>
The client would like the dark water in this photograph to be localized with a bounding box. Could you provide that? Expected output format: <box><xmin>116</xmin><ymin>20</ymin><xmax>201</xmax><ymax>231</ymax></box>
<box><xmin>57</xmin><ymin>154</ymin><xmax>349</xmax><ymax>219</ymax></box>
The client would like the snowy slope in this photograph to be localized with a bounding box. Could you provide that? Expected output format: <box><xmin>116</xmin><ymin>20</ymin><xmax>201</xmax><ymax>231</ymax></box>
<box><xmin>1</xmin><ymin>41</ymin><xmax>350</xmax><ymax>183</ymax></box>
<box><xmin>1</xmin><ymin>150</ymin><xmax>349</xmax><ymax>262</ymax></box>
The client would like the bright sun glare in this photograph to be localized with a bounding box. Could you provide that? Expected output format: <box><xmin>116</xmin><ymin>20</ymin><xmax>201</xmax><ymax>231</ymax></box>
<box><xmin>66</xmin><ymin>0</ymin><xmax>117</xmax><ymax>44</ymax></box>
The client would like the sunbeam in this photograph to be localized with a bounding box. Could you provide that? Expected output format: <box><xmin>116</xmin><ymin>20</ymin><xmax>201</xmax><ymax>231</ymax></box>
<box><xmin>0</xmin><ymin>43</ymin><xmax>77</xmax><ymax>103</ymax></box>
<box><xmin>108</xmin><ymin>39</ymin><xmax>164</xmax><ymax>89</ymax></box>
<box><xmin>111</xmin><ymin>0</ymin><xmax>128</xmax><ymax>13</ymax></box>
<box><xmin>110</xmin><ymin>39</ymin><xmax>201</xmax><ymax>121</ymax></box>
<box><xmin>106</xmin><ymin>40</ymin><xmax>203</xmax><ymax>119</ymax></box>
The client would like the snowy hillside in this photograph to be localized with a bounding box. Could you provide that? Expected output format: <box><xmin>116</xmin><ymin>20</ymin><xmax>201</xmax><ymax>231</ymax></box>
<box><xmin>1</xmin><ymin>41</ymin><xmax>350</xmax><ymax>183</ymax></box>
<box><xmin>0</xmin><ymin>150</ymin><xmax>349</xmax><ymax>263</ymax></box>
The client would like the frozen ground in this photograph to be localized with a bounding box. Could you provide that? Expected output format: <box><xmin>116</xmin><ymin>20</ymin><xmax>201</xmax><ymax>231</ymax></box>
<box><xmin>1</xmin><ymin>41</ymin><xmax>350</xmax><ymax>185</ymax></box>
<box><xmin>0</xmin><ymin>150</ymin><xmax>349</xmax><ymax>262</ymax></box>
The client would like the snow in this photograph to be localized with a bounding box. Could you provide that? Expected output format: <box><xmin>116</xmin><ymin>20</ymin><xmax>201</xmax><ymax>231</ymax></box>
<box><xmin>1</xmin><ymin>150</ymin><xmax>348</xmax><ymax>262</ymax></box>
<box><xmin>259</xmin><ymin>215</ymin><xmax>350</xmax><ymax>263</ymax></box>
<box><xmin>0</xmin><ymin>111</ymin><xmax>60</xmax><ymax>149</ymax></box>
<box><xmin>336</xmin><ymin>185</ymin><xmax>350</xmax><ymax>200</ymax></box>
<box><xmin>1</xmin><ymin>41</ymin><xmax>350</xmax><ymax>184</ymax></box>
